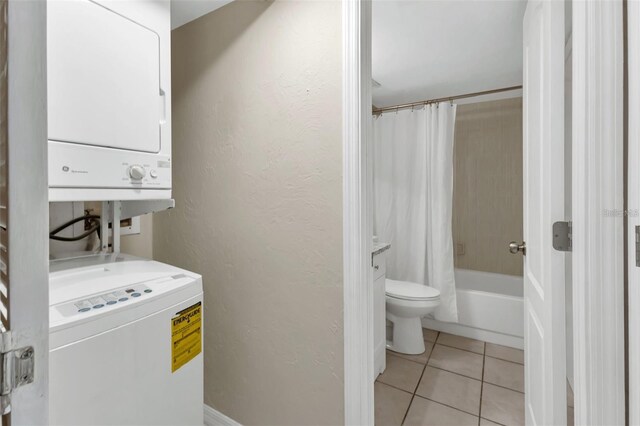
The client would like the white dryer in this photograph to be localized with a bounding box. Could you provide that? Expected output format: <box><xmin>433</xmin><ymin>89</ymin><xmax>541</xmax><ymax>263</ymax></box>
<box><xmin>49</xmin><ymin>254</ymin><xmax>203</xmax><ymax>425</ymax></box>
<box><xmin>47</xmin><ymin>0</ymin><xmax>172</xmax><ymax>201</ymax></box>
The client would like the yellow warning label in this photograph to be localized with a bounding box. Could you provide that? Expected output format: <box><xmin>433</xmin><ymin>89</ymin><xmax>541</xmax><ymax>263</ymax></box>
<box><xmin>171</xmin><ymin>302</ymin><xmax>202</xmax><ymax>373</ymax></box>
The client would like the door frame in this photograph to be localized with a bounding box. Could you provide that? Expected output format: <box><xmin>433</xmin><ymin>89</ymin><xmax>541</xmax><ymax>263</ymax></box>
<box><xmin>627</xmin><ymin>0</ymin><xmax>640</xmax><ymax>424</ymax></box>
<box><xmin>342</xmin><ymin>0</ymin><xmax>374</xmax><ymax>423</ymax></box>
<box><xmin>343</xmin><ymin>0</ymin><xmax>627</xmax><ymax>424</ymax></box>
<box><xmin>5</xmin><ymin>0</ymin><xmax>50</xmax><ymax>423</ymax></box>
<box><xmin>571</xmin><ymin>0</ymin><xmax>626</xmax><ymax>424</ymax></box>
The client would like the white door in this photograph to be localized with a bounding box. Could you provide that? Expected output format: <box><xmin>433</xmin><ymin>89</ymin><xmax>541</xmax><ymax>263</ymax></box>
<box><xmin>521</xmin><ymin>0</ymin><xmax>566</xmax><ymax>424</ymax></box>
<box><xmin>2</xmin><ymin>0</ymin><xmax>50</xmax><ymax>424</ymax></box>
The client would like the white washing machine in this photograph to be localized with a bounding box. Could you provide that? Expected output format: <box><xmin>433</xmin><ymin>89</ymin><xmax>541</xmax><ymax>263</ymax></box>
<box><xmin>49</xmin><ymin>254</ymin><xmax>203</xmax><ymax>425</ymax></box>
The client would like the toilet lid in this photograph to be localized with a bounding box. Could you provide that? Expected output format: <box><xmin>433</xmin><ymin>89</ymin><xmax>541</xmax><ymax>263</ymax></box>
<box><xmin>385</xmin><ymin>279</ymin><xmax>441</xmax><ymax>301</ymax></box>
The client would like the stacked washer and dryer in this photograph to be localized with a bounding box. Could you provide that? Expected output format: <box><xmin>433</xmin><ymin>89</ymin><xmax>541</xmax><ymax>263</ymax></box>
<box><xmin>47</xmin><ymin>1</ymin><xmax>203</xmax><ymax>424</ymax></box>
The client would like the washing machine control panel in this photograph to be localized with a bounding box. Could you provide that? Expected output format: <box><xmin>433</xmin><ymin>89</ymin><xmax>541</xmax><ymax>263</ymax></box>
<box><xmin>55</xmin><ymin>274</ymin><xmax>188</xmax><ymax>318</ymax></box>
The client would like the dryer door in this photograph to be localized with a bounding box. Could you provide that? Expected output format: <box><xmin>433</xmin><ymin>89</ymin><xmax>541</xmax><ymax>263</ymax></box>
<box><xmin>48</xmin><ymin>0</ymin><xmax>162</xmax><ymax>153</ymax></box>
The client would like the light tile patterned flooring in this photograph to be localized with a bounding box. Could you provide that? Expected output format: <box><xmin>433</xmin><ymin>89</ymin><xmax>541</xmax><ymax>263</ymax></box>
<box><xmin>375</xmin><ymin>329</ymin><xmax>575</xmax><ymax>426</ymax></box>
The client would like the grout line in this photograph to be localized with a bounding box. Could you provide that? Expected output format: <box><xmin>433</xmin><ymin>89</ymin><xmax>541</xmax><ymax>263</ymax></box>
<box><xmin>480</xmin><ymin>416</ymin><xmax>508</xmax><ymax>426</ymax></box>
<box><xmin>412</xmin><ymin>363</ymin><xmax>427</xmax><ymax>394</ymax></box>
<box><xmin>386</xmin><ymin>351</ymin><xmax>426</xmax><ymax>366</ymax></box>
<box><xmin>433</xmin><ymin>341</ymin><xmax>486</xmax><ymax>356</ymax></box>
<box><xmin>412</xmin><ymin>394</ymin><xmax>481</xmax><ymax>419</ymax></box>
<box><xmin>400</xmin><ymin>331</ymin><xmax>439</xmax><ymax>425</ymax></box>
<box><xmin>375</xmin><ymin>379</ymin><xmax>415</xmax><ymax>396</ymax></box>
<box><xmin>422</xmin><ymin>353</ymin><xmax>525</xmax><ymax>394</ymax></box>
<box><xmin>484</xmin><ymin>353</ymin><xmax>525</xmax><ymax>366</ymax></box>
<box><xmin>388</xmin><ymin>349</ymin><xmax>524</xmax><ymax>388</ymax></box>
<box><xmin>423</xmin><ymin>336</ymin><xmax>438</xmax><ymax>346</ymax></box>
<box><xmin>381</xmin><ymin>332</ymin><xmax>525</xmax><ymax>426</ymax></box>
<box><xmin>426</xmin><ymin>364</ymin><xmax>483</xmax><ymax>382</ymax></box>
<box><xmin>386</xmin><ymin>344</ymin><xmax>433</xmax><ymax>366</ymax></box>
<box><xmin>481</xmin><ymin>380</ymin><xmax>525</xmax><ymax>395</ymax></box>
<box><xmin>387</xmin><ymin>339</ymin><xmax>435</xmax><ymax>358</ymax></box>
<box><xmin>400</xmin><ymin>361</ymin><xmax>427</xmax><ymax>425</ymax></box>
<box><xmin>431</xmin><ymin>330</ymin><xmax>525</xmax><ymax>361</ymax></box>
<box><xmin>478</xmin><ymin>347</ymin><xmax>486</xmax><ymax>426</ymax></box>
<box><xmin>434</xmin><ymin>331</ymin><xmax>487</xmax><ymax>354</ymax></box>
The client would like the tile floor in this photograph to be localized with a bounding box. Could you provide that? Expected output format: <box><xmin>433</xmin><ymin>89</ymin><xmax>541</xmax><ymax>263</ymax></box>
<box><xmin>375</xmin><ymin>329</ymin><xmax>575</xmax><ymax>426</ymax></box>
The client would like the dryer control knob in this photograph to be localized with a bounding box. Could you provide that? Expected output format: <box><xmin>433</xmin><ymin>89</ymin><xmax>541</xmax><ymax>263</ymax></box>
<box><xmin>129</xmin><ymin>165</ymin><xmax>146</xmax><ymax>180</ymax></box>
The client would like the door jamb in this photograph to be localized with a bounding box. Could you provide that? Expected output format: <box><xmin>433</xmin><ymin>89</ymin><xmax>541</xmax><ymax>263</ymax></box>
<box><xmin>5</xmin><ymin>0</ymin><xmax>50</xmax><ymax>423</ymax></box>
<box><xmin>627</xmin><ymin>0</ymin><xmax>639</xmax><ymax>423</ymax></box>
<box><xmin>342</xmin><ymin>0</ymin><xmax>373</xmax><ymax>424</ymax></box>
<box><xmin>572</xmin><ymin>0</ymin><xmax>626</xmax><ymax>424</ymax></box>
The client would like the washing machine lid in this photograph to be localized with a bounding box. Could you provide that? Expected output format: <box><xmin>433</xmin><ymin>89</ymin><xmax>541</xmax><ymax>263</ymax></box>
<box><xmin>385</xmin><ymin>279</ymin><xmax>440</xmax><ymax>301</ymax></box>
<box><xmin>48</xmin><ymin>253</ymin><xmax>203</xmax><ymax>340</ymax></box>
<box><xmin>49</xmin><ymin>253</ymin><xmax>196</xmax><ymax>304</ymax></box>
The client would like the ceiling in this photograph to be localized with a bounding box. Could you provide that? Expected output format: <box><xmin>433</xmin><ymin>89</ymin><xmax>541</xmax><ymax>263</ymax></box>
<box><xmin>170</xmin><ymin>0</ymin><xmax>234</xmax><ymax>29</ymax></box>
<box><xmin>372</xmin><ymin>0</ymin><xmax>527</xmax><ymax>108</ymax></box>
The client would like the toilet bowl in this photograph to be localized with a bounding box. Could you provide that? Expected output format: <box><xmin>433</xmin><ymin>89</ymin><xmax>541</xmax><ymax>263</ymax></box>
<box><xmin>386</xmin><ymin>279</ymin><xmax>441</xmax><ymax>355</ymax></box>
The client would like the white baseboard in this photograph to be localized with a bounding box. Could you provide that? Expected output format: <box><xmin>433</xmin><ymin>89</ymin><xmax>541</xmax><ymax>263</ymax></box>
<box><xmin>422</xmin><ymin>318</ymin><xmax>524</xmax><ymax>350</ymax></box>
<box><xmin>204</xmin><ymin>404</ymin><xmax>241</xmax><ymax>426</ymax></box>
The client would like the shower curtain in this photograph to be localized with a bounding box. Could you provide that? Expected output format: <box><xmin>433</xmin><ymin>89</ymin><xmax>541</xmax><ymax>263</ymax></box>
<box><xmin>373</xmin><ymin>102</ymin><xmax>458</xmax><ymax>322</ymax></box>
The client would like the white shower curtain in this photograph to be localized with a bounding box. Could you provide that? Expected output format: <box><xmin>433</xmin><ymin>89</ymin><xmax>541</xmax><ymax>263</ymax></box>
<box><xmin>373</xmin><ymin>102</ymin><xmax>458</xmax><ymax>322</ymax></box>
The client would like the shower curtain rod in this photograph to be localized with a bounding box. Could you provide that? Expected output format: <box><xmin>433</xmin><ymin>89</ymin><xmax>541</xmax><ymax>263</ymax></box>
<box><xmin>372</xmin><ymin>85</ymin><xmax>523</xmax><ymax>114</ymax></box>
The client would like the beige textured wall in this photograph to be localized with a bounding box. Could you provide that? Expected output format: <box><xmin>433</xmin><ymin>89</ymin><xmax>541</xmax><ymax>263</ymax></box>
<box><xmin>453</xmin><ymin>97</ymin><xmax>523</xmax><ymax>276</ymax></box>
<box><xmin>121</xmin><ymin>214</ymin><xmax>153</xmax><ymax>259</ymax></box>
<box><xmin>63</xmin><ymin>202</ymin><xmax>153</xmax><ymax>259</ymax></box>
<box><xmin>154</xmin><ymin>1</ymin><xmax>344</xmax><ymax>424</ymax></box>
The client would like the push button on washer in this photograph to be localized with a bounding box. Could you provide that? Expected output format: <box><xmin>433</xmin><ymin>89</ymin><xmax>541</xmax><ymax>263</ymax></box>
<box><xmin>131</xmin><ymin>293</ymin><xmax>141</xmax><ymax>298</ymax></box>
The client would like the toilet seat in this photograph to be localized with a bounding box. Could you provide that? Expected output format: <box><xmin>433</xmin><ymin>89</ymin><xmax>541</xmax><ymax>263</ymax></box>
<box><xmin>386</xmin><ymin>279</ymin><xmax>440</xmax><ymax>301</ymax></box>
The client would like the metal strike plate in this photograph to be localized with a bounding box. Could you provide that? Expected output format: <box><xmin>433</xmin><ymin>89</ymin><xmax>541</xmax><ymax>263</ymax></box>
<box><xmin>635</xmin><ymin>226</ymin><xmax>640</xmax><ymax>267</ymax></box>
<box><xmin>552</xmin><ymin>221</ymin><xmax>572</xmax><ymax>252</ymax></box>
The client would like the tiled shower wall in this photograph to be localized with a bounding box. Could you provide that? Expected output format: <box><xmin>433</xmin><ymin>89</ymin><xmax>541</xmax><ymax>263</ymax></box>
<box><xmin>453</xmin><ymin>97</ymin><xmax>523</xmax><ymax>277</ymax></box>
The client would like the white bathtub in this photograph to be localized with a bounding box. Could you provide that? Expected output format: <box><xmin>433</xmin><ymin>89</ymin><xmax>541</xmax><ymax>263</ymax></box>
<box><xmin>422</xmin><ymin>268</ymin><xmax>524</xmax><ymax>349</ymax></box>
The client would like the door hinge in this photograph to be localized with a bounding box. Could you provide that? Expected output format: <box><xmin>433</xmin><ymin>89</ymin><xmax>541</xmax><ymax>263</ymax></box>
<box><xmin>552</xmin><ymin>221</ymin><xmax>572</xmax><ymax>252</ymax></box>
<box><xmin>0</xmin><ymin>331</ymin><xmax>35</xmax><ymax>415</ymax></box>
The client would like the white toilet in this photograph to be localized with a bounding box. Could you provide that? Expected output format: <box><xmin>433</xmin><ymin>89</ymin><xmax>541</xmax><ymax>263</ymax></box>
<box><xmin>386</xmin><ymin>279</ymin><xmax>441</xmax><ymax>355</ymax></box>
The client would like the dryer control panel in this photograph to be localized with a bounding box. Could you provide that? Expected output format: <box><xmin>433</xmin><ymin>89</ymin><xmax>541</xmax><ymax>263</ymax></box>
<box><xmin>49</xmin><ymin>141</ymin><xmax>172</xmax><ymax>191</ymax></box>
